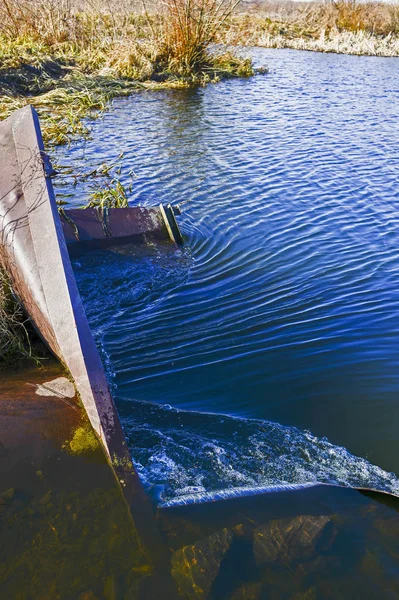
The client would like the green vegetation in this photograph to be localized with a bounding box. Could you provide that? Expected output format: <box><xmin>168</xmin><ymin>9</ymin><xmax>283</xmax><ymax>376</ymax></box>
<box><xmin>111</xmin><ymin>453</ymin><xmax>134</xmax><ymax>472</ymax></box>
<box><xmin>86</xmin><ymin>179</ymin><xmax>129</xmax><ymax>209</ymax></box>
<box><xmin>64</xmin><ymin>424</ymin><xmax>100</xmax><ymax>454</ymax></box>
<box><xmin>81</xmin><ymin>154</ymin><xmax>133</xmax><ymax>209</ymax></box>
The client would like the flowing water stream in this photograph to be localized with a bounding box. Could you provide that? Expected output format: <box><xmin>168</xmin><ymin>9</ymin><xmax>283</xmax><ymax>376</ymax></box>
<box><xmin>54</xmin><ymin>48</ymin><xmax>399</xmax><ymax>506</ymax></box>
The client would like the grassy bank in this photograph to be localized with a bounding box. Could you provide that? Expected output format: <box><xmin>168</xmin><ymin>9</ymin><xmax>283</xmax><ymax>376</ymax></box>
<box><xmin>0</xmin><ymin>0</ymin><xmax>253</xmax><ymax>146</ymax></box>
<box><xmin>220</xmin><ymin>0</ymin><xmax>399</xmax><ymax>57</ymax></box>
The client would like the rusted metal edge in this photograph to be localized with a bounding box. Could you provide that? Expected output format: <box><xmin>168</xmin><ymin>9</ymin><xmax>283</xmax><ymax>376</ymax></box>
<box><xmin>60</xmin><ymin>204</ymin><xmax>183</xmax><ymax>252</ymax></box>
<box><xmin>0</xmin><ymin>106</ymin><xmax>171</xmax><ymax>567</ymax></box>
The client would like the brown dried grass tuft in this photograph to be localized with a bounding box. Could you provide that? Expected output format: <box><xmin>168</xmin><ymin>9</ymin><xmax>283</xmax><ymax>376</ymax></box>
<box><xmin>153</xmin><ymin>0</ymin><xmax>246</xmax><ymax>77</ymax></box>
<box><xmin>0</xmin><ymin>271</ymin><xmax>44</xmax><ymax>370</ymax></box>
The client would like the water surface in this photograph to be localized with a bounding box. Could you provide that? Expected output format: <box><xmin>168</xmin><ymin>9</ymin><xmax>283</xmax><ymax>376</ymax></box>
<box><xmin>54</xmin><ymin>48</ymin><xmax>399</xmax><ymax>503</ymax></box>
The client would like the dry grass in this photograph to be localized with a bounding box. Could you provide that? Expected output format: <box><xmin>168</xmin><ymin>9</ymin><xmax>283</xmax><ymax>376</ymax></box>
<box><xmin>151</xmin><ymin>0</ymin><xmax>253</xmax><ymax>80</ymax></box>
<box><xmin>244</xmin><ymin>28</ymin><xmax>399</xmax><ymax>56</ymax></box>
<box><xmin>0</xmin><ymin>271</ymin><xmax>45</xmax><ymax>370</ymax></box>
<box><xmin>220</xmin><ymin>0</ymin><xmax>399</xmax><ymax>57</ymax></box>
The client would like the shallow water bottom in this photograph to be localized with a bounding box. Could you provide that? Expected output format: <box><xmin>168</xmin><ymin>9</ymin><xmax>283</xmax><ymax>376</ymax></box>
<box><xmin>160</xmin><ymin>486</ymin><xmax>399</xmax><ymax>600</ymax></box>
<box><xmin>0</xmin><ymin>366</ymin><xmax>152</xmax><ymax>598</ymax></box>
<box><xmin>0</xmin><ymin>368</ymin><xmax>398</xmax><ymax>599</ymax></box>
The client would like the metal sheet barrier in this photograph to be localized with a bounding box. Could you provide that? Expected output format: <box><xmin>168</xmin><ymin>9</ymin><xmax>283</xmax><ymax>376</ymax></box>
<box><xmin>0</xmin><ymin>106</ymin><xmax>179</xmax><ymax>572</ymax></box>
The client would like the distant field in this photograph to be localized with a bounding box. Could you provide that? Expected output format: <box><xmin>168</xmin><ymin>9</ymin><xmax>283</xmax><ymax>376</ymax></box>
<box><xmin>223</xmin><ymin>0</ymin><xmax>399</xmax><ymax>55</ymax></box>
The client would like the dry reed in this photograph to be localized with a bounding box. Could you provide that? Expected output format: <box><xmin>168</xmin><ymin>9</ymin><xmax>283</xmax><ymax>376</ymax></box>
<box><xmin>220</xmin><ymin>0</ymin><xmax>399</xmax><ymax>57</ymax></box>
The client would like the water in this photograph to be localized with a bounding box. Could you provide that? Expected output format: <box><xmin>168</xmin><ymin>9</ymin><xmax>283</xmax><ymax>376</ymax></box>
<box><xmin>0</xmin><ymin>365</ymin><xmax>157</xmax><ymax>598</ymax></box>
<box><xmin>54</xmin><ymin>48</ymin><xmax>399</xmax><ymax>505</ymax></box>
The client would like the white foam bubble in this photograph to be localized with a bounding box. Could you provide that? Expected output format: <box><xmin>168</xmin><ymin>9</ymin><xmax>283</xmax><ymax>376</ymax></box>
<box><xmin>123</xmin><ymin>400</ymin><xmax>399</xmax><ymax>504</ymax></box>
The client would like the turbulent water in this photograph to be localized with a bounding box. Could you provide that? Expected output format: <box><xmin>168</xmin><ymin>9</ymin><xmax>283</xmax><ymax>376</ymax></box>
<box><xmin>54</xmin><ymin>48</ymin><xmax>399</xmax><ymax>504</ymax></box>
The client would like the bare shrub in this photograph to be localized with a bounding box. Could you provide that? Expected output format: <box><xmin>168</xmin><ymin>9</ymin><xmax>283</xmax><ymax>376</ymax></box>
<box><xmin>0</xmin><ymin>0</ymin><xmax>75</xmax><ymax>42</ymax></box>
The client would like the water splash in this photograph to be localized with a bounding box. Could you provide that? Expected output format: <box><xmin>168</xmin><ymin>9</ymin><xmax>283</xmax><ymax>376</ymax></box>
<box><xmin>121</xmin><ymin>399</ymin><xmax>399</xmax><ymax>504</ymax></box>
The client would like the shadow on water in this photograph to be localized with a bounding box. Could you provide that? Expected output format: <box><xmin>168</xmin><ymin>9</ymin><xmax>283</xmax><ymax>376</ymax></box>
<box><xmin>159</xmin><ymin>485</ymin><xmax>399</xmax><ymax>599</ymax></box>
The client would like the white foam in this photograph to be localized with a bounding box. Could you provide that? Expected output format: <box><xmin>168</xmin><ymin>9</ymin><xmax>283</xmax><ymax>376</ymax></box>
<box><xmin>123</xmin><ymin>401</ymin><xmax>399</xmax><ymax>504</ymax></box>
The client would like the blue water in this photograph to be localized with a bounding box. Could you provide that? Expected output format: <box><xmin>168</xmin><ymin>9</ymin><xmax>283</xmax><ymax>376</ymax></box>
<box><xmin>54</xmin><ymin>48</ymin><xmax>399</xmax><ymax>503</ymax></box>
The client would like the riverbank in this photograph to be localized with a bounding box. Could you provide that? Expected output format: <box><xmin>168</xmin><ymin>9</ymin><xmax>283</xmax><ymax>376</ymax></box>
<box><xmin>222</xmin><ymin>19</ymin><xmax>399</xmax><ymax>57</ymax></box>
<box><xmin>220</xmin><ymin>1</ymin><xmax>399</xmax><ymax>57</ymax></box>
<box><xmin>0</xmin><ymin>0</ymin><xmax>254</xmax><ymax>367</ymax></box>
<box><xmin>0</xmin><ymin>0</ymin><xmax>253</xmax><ymax>147</ymax></box>
<box><xmin>0</xmin><ymin>40</ymin><xmax>252</xmax><ymax>147</ymax></box>
<box><xmin>1</xmin><ymin>1</ymin><xmax>398</xmax><ymax>148</ymax></box>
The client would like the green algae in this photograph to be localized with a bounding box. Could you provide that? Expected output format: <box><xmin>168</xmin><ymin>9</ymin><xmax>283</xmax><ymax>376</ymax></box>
<box><xmin>112</xmin><ymin>453</ymin><xmax>134</xmax><ymax>472</ymax></box>
<box><xmin>0</xmin><ymin>484</ymin><xmax>152</xmax><ymax>599</ymax></box>
<box><xmin>65</xmin><ymin>424</ymin><xmax>100</xmax><ymax>455</ymax></box>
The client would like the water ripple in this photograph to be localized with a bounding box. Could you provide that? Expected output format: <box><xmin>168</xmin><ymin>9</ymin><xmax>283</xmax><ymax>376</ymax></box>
<box><xmin>55</xmin><ymin>48</ymin><xmax>399</xmax><ymax>498</ymax></box>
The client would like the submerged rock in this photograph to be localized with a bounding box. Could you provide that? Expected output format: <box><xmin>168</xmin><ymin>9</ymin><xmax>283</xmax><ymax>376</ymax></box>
<box><xmin>291</xmin><ymin>588</ymin><xmax>317</xmax><ymax>600</ymax></box>
<box><xmin>230</xmin><ymin>581</ymin><xmax>263</xmax><ymax>600</ymax></box>
<box><xmin>0</xmin><ymin>488</ymin><xmax>14</xmax><ymax>512</ymax></box>
<box><xmin>294</xmin><ymin>555</ymin><xmax>341</xmax><ymax>578</ymax></box>
<box><xmin>253</xmin><ymin>515</ymin><xmax>334</xmax><ymax>566</ymax></box>
<box><xmin>35</xmin><ymin>377</ymin><xmax>75</xmax><ymax>399</ymax></box>
<box><xmin>0</xmin><ymin>487</ymin><xmax>14</xmax><ymax>502</ymax></box>
<box><xmin>171</xmin><ymin>528</ymin><xmax>234</xmax><ymax>599</ymax></box>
